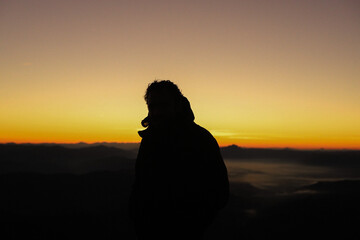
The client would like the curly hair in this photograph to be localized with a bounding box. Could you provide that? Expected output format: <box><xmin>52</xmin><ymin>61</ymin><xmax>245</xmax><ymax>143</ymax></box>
<box><xmin>144</xmin><ymin>80</ymin><xmax>184</xmax><ymax>104</ymax></box>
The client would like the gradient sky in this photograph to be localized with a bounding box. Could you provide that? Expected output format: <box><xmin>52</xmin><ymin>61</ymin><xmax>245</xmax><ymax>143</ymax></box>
<box><xmin>1</xmin><ymin>0</ymin><xmax>359</xmax><ymax>149</ymax></box>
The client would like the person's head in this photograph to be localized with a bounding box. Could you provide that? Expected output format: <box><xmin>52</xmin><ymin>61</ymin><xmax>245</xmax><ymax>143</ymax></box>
<box><xmin>144</xmin><ymin>80</ymin><xmax>184</xmax><ymax>127</ymax></box>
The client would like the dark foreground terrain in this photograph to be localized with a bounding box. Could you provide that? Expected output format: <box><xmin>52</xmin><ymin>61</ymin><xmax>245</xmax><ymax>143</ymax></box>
<box><xmin>1</xmin><ymin>144</ymin><xmax>359</xmax><ymax>239</ymax></box>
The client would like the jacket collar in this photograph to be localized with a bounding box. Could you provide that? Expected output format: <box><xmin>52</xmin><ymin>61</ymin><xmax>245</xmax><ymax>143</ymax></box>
<box><xmin>138</xmin><ymin>96</ymin><xmax>195</xmax><ymax>138</ymax></box>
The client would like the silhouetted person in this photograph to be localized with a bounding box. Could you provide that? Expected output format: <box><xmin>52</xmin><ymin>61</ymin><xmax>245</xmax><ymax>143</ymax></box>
<box><xmin>129</xmin><ymin>80</ymin><xmax>229</xmax><ymax>240</ymax></box>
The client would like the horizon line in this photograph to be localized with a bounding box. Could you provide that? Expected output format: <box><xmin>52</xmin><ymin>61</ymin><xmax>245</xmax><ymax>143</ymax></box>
<box><xmin>1</xmin><ymin>141</ymin><xmax>360</xmax><ymax>151</ymax></box>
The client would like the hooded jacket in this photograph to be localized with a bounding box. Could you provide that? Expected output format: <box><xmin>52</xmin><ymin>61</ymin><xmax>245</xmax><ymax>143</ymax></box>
<box><xmin>128</xmin><ymin>96</ymin><xmax>229</xmax><ymax>235</ymax></box>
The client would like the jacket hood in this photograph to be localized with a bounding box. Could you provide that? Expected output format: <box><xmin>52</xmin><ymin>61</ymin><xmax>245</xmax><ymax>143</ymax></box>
<box><xmin>139</xmin><ymin>96</ymin><xmax>195</xmax><ymax>137</ymax></box>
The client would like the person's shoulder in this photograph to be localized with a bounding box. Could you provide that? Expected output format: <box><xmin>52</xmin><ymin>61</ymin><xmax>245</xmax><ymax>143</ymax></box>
<box><xmin>190</xmin><ymin>123</ymin><xmax>218</xmax><ymax>144</ymax></box>
<box><xmin>191</xmin><ymin>123</ymin><xmax>211</xmax><ymax>135</ymax></box>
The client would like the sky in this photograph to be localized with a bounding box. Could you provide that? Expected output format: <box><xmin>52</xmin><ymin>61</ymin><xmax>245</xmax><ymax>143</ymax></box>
<box><xmin>1</xmin><ymin>0</ymin><xmax>359</xmax><ymax>149</ymax></box>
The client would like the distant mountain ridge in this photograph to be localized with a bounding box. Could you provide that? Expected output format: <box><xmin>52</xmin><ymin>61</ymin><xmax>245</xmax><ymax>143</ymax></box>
<box><xmin>1</xmin><ymin>143</ymin><xmax>359</xmax><ymax>174</ymax></box>
<box><xmin>3</xmin><ymin>142</ymin><xmax>140</xmax><ymax>150</ymax></box>
<box><xmin>221</xmin><ymin>144</ymin><xmax>360</xmax><ymax>165</ymax></box>
<box><xmin>0</xmin><ymin>144</ymin><xmax>136</xmax><ymax>174</ymax></box>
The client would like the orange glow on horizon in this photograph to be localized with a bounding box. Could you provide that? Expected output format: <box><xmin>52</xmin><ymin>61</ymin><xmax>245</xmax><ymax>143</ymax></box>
<box><xmin>1</xmin><ymin>141</ymin><xmax>359</xmax><ymax>150</ymax></box>
<box><xmin>1</xmin><ymin>136</ymin><xmax>359</xmax><ymax>150</ymax></box>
